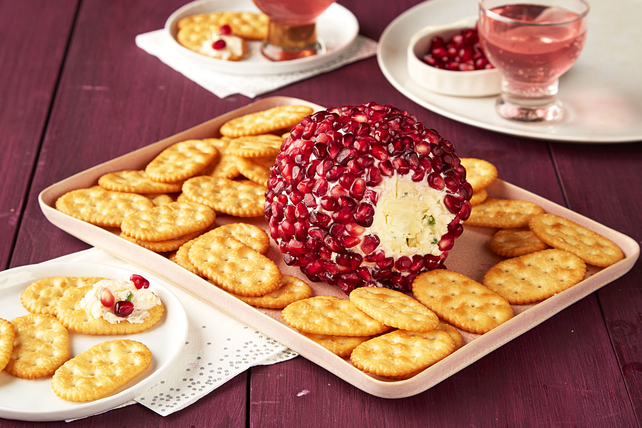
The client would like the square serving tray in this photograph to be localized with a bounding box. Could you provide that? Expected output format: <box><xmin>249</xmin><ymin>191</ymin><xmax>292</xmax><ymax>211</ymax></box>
<box><xmin>39</xmin><ymin>96</ymin><xmax>640</xmax><ymax>398</ymax></box>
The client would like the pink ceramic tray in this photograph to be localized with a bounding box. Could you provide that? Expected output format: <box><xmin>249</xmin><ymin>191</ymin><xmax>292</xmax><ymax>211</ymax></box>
<box><xmin>39</xmin><ymin>97</ymin><xmax>640</xmax><ymax>398</ymax></box>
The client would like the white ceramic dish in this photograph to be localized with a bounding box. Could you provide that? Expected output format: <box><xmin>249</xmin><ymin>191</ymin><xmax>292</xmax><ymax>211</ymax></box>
<box><xmin>379</xmin><ymin>0</ymin><xmax>642</xmax><ymax>143</ymax></box>
<box><xmin>37</xmin><ymin>97</ymin><xmax>639</xmax><ymax>398</ymax></box>
<box><xmin>0</xmin><ymin>263</ymin><xmax>188</xmax><ymax>422</ymax></box>
<box><xmin>407</xmin><ymin>16</ymin><xmax>501</xmax><ymax>97</ymax></box>
<box><xmin>164</xmin><ymin>0</ymin><xmax>359</xmax><ymax>75</ymax></box>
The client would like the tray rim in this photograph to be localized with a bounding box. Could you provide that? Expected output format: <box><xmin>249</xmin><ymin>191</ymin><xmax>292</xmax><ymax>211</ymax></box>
<box><xmin>38</xmin><ymin>96</ymin><xmax>640</xmax><ymax>398</ymax></box>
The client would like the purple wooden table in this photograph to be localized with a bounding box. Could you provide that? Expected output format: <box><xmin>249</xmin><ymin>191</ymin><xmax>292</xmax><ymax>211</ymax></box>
<box><xmin>1</xmin><ymin>0</ymin><xmax>640</xmax><ymax>426</ymax></box>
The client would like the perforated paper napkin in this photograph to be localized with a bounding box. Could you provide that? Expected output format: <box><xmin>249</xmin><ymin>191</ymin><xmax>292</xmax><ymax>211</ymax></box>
<box><xmin>49</xmin><ymin>248</ymin><xmax>296</xmax><ymax>418</ymax></box>
<box><xmin>135</xmin><ymin>30</ymin><xmax>377</xmax><ymax>99</ymax></box>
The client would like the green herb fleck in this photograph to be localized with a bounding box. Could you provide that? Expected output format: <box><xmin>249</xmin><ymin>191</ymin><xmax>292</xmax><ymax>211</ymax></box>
<box><xmin>431</xmin><ymin>238</ymin><xmax>438</xmax><ymax>245</ymax></box>
<box><xmin>423</xmin><ymin>214</ymin><xmax>436</xmax><ymax>227</ymax></box>
<box><xmin>126</xmin><ymin>291</ymin><xmax>134</xmax><ymax>302</ymax></box>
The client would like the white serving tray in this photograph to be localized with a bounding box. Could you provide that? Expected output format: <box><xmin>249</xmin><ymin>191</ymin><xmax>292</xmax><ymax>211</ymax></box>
<box><xmin>39</xmin><ymin>97</ymin><xmax>640</xmax><ymax>398</ymax></box>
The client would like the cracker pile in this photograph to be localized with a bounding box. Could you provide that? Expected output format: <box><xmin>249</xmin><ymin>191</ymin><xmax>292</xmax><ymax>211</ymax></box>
<box><xmin>55</xmin><ymin>105</ymin><xmax>314</xmax><ymax>309</ymax></box>
<box><xmin>460</xmin><ymin>159</ymin><xmax>623</xmax><ymax>305</ymax></box>
<box><xmin>49</xmin><ymin>106</ymin><xmax>626</xmax><ymax>382</ymax></box>
<box><xmin>1</xmin><ymin>276</ymin><xmax>164</xmax><ymax>401</ymax></box>
<box><xmin>176</xmin><ymin>11</ymin><xmax>269</xmax><ymax>61</ymax></box>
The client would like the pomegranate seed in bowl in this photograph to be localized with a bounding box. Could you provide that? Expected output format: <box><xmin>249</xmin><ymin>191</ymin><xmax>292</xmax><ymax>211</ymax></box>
<box><xmin>407</xmin><ymin>16</ymin><xmax>502</xmax><ymax>97</ymax></box>
<box><xmin>265</xmin><ymin>102</ymin><xmax>472</xmax><ymax>293</ymax></box>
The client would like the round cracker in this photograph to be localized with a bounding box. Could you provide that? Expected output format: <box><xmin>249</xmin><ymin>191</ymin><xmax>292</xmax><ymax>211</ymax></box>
<box><xmin>120</xmin><ymin>201</ymin><xmax>216</xmax><ymax>242</ymax></box>
<box><xmin>188</xmin><ymin>235</ymin><xmax>281</xmax><ymax>297</ymax></box>
<box><xmin>281</xmin><ymin>296</ymin><xmax>388</xmax><ymax>337</ymax></box>
<box><xmin>177</xmin><ymin>11</ymin><xmax>268</xmax><ymax>40</ymax></box>
<box><xmin>207</xmin><ymin>223</ymin><xmax>270</xmax><ymax>254</ymax></box>
<box><xmin>465</xmin><ymin>198</ymin><xmax>545</xmax><ymax>228</ymax></box>
<box><xmin>528</xmin><ymin>213</ymin><xmax>624</xmax><ymax>267</ymax></box>
<box><xmin>219</xmin><ymin>105</ymin><xmax>314</xmax><ymax>137</ymax></box>
<box><xmin>460</xmin><ymin>158</ymin><xmax>498</xmax><ymax>192</ymax></box>
<box><xmin>350</xmin><ymin>329</ymin><xmax>455</xmax><ymax>379</ymax></box>
<box><xmin>120</xmin><ymin>227</ymin><xmax>208</xmax><ymax>253</ymax></box>
<box><xmin>489</xmin><ymin>227</ymin><xmax>549</xmax><ymax>258</ymax></box>
<box><xmin>182</xmin><ymin>176</ymin><xmax>265</xmax><ymax>217</ymax></box>
<box><xmin>145</xmin><ymin>139</ymin><xmax>219</xmax><ymax>183</ymax></box>
<box><xmin>236</xmin><ymin>156</ymin><xmax>274</xmax><ymax>186</ymax></box>
<box><xmin>6</xmin><ymin>314</ymin><xmax>69</xmax><ymax>379</ymax></box>
<box><xmin>227</xmin><ymin>135</ymin><xmax>284</xmax><ymax>158</ymax></box>
<box><xmin>469</xmin><ymin>188</ymin><xmax>488</xmax><ymax>206</ymax></box>
<box><xmin>98</xmin><ymin>170</ymin><xmax>183</xmax><ymax>194</ymax></box>
<box><xmin>412</xmin><ymin>270</ymin><xmax>514</xmax><ymax>334</ymax></box>
<box><xmin>55</xmin><ymin>186</ymin><xmax>155</xmax><ymax>227</ymax></box>
<box><xmin>302</xmin><ymin>333</ymin><xmax>370</xmax><ymax>358</ymax></box>
<box><xmin>0</xmin><ymin>318</ymin><xmax>15</xmax><ymax>372</ymax></box>
<box><xmin>52</xmin><ymin>339</ymin><xmax>152</xmax><ymax>402</ymax></box>
<box><xmin>234</xmin><ymin>275</ymin><xmax>313</xmax><ymax>309</ymax></box>
<box><xmin>349</xmin><ymin>287</ymin><xmax>439</xmax><ymax>332</ymax></box>
<box><xmin>483</xmin><ymin>249</ymin><xmax>587</xmax><ymax>304</ymax></box>
<box><xmin>21</xmin><ymin>276</ymin><xmax>108</xmax><ymax>316</ymax></box>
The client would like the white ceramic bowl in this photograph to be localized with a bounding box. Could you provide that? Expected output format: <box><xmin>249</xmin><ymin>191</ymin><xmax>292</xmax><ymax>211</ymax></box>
<box><xmin>407</xmin><ymin>16</ymin><xmax>501</xmax><ymax>97</ymax></box>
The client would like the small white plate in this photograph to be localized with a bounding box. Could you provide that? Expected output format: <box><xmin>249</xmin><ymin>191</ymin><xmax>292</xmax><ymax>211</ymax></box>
<box><xmin>165</xmin><ymin>0</ymin><xmax>359</xmax><ymax>75</ymax></box>
<box><xmin>378</xmin><ymin>0</ymin><xmax>642</xmax><ymax>143</ymax></box>
<box><xmin>0</xmin><ymin>262</ymin><xmax>188</xmax><ymax>422</ymax></box>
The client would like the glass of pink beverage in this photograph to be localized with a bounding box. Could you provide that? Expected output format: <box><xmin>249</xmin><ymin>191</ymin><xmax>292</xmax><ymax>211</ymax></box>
<box><xmin>478</xmin><ymin>0</ymin><xmax>589</xmax><ymax>122</ymax></box>
<box><xmin>252</xmin><ymin>0</ymin><xmax>336</xmax><ymax>61</ymax></box>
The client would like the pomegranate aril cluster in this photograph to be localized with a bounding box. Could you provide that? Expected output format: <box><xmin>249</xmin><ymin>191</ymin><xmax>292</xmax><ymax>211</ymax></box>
<box><xmin>421</xmin><ymin>28</ymin><xmax>494</xmax><ymax>71</ymax></box>
<box><xmin>265</xmin><ymin>102</ymin><xmax>472</xmax><ymax>293</ymax></box>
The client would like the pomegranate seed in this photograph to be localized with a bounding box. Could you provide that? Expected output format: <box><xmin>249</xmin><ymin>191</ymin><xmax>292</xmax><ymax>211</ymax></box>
<box><xmin>421</xmin><ymin>27</ymin><xmax>491</xmax><ymax>72</ymax></box>
<box><xmin>361</xmin><ymin>235</ymin><xmax>380</xmax><ymax>254</ymax></box>
<box><xmin>212</xmin><ymin>39</ymin><xmax>226</xmax><ymax>50</ymax></box>
<box><xmin>379</xmin><ymin>160</ymin><xmax>394</xmax><ymax>177</ymax></box>
<box><xmin>345</xmin><ymin>222</ymin><xmax>365</xmax><ymax>237</ymax></box>
<box><xmin>320</xmin><ymin>196</ymin><xmax>338</xmax><ymax>211</ymax></box>
<box><xmin>130</xmin><ymin>274</ymin><xmax>149</xmax><ymax>289</ymax></box>
<box><xmin>114</xmin><ymin>300</ymin><xmax>134</xmax><ymax>317</ymax></box>
<box><xmin>395</xmin><ymin>256</ymin><xmax>412</xmax><ymax>272</ymax></box>
<box><xmin>100</xmin><ymin>287</ymin><xmax>115</xmax><ymax>307</ymax></box>
<box><xmin>444</xmin><ymin>194</ymin><xmax>463</xmax><ymax>214</ymax></box>
<box><xmin>219</xmin><ymin>24</ymin><xmax>232</xmax><ymax>35</ymax></box>
<box><xmin>354</xmin><ymin>203</ymin><xmax>374</xmax><ymax>227</ymax></box>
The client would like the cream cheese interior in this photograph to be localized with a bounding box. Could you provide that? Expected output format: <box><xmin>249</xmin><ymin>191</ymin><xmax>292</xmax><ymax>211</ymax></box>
<box><xmin>369</xmin><ymin>175</ymin><xmax>454</xmax><ymax>256</ymax></box>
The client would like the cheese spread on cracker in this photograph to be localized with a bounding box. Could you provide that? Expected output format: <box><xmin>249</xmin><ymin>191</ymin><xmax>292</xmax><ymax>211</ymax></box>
<box><xmin>79</xmin><ymin>279</ymin><xmax>161</xmax><ymax>324</ymax></box>
<box><xmin>199</xmin><ymin>33</ymin><xmax>245</xmax><ymax>61</ymax></box>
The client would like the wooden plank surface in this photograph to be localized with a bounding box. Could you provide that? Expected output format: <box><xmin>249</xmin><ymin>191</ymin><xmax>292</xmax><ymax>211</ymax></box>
<box><xmin>550</xmin><ymin>142</ymin><xmax>642</xmax><ymax>426</ymax></box>
<box><xmin>0</xmin><ymin>0</ymin><xmax>78</xmax><ymax>269</ymax></box>
<box><xmin>1</xmin><ymin>0</ymin><xmax>640</xmax><ymax>426</ymax></box>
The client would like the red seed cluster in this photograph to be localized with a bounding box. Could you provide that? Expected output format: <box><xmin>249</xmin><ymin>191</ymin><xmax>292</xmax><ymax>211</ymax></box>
<box><xmin>422</xmin><ymin>28</ymin><xmax>494</xmax><ymax>71</ymax></box>
<box><xmin>265</xmin><ymin>103</ymin><xmax>472</xmax><ymax>293</ymax></box>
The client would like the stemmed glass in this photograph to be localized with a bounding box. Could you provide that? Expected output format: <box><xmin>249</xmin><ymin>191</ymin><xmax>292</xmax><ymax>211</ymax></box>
<box><xmin>477</xmin><ymin>0</ymin><xmax>590</xmax><ymax>122</ymax></box>
<box><xmin>252</xmin><ymin>0</ymin><xmax>337</xmax><ymax>61</ymax></box>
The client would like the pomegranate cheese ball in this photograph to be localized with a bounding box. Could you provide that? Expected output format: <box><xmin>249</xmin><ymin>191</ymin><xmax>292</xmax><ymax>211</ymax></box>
<box><xmin>265</xmin><ymin>103</ymin><xmax>472</xmax><ymax>293</ymax></box>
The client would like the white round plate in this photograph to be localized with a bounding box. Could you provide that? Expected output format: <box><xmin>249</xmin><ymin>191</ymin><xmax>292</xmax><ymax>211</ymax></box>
<box><xmin>165</xmin><ymin>0</ymin><xmax>359</xmax><ymax>75</ymax></box>
<box><xmin>0</xmin><ymin>263</ymin><xmax>188</xmax><ymax>422</ymax></box>
<box><xmin>377</xmin><ymin>0</ymin><xmax>642</xmax><ymax>143</ymax></box>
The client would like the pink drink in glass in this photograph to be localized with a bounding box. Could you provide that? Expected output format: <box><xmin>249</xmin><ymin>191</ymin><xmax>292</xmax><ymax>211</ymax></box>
<box><xmin>478</xmin><ymin>0</ymin><xmax>589</xmax><ymax>122</ymax></box>
<box><xmin>253</xmin><ymin>0</ymin><xmax>336</xmax><ymax>61</ymax></box>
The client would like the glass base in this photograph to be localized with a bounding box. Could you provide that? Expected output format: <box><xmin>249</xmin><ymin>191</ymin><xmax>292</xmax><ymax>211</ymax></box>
<box><xmin>261</xmin><ymin>21</ymin><xmax>319</xmax><ymax>61</ymax></box>
<box><xmin>496</xmin><ymin>96</ymin><xmax>563</xmax><ymax>122</ymax></box>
